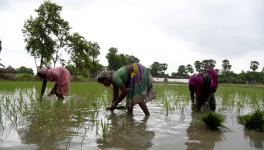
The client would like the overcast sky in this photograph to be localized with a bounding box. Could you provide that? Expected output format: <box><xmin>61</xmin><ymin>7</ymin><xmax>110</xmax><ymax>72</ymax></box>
<box><xmin>0</xmin><ymin>0</ymin><xmax>263</xmax><ymax>74</ymax></box>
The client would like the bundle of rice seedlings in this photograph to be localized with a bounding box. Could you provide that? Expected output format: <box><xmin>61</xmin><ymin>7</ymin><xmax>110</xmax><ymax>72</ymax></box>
<box><xmin>202</xmin><ymin>111</ymin><xmax>224</xmax><ymax>130</ymax></box>
<box><xmin>238</xmin><ymin>109</ymin><xmax>264</xmax><ymax>131</ymax></box>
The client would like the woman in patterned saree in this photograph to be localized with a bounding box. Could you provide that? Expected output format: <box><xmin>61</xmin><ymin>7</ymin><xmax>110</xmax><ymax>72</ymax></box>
<box><xmin>97</xmin><ymin>63</ymin><xmax>155</xmax><ymax>116</ymax></box>
<box><xmin>37</xmin><ymin>66</ymin><xmax>72</xmax><ymax>100</ymax></box>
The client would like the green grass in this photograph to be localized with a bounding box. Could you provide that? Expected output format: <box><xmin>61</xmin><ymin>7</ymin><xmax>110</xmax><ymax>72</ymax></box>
<box><xmin>16</xmin><ymin>74</ymin><xmax>35</xmax><ymax>81</ymax></box>
<box><xmin>238</xmin><ymin>109</ymin><xmax>264</xmax><ymax>131</ymax></box>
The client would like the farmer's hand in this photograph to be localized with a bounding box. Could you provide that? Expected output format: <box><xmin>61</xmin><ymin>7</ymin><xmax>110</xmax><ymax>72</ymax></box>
<box><xmin>48</xmin><ymin>89</ymin><xmax>55</xmax><ymax>96</ymax></box>
<box><xmin>106</xmin><ymin>102</ymin><xmax>118</xmax><ymax>111</ymax></box>
<box><xmin>106</xmin><ymin>106</ymin><xmax>117</xmax><ymax>111</ymax></box>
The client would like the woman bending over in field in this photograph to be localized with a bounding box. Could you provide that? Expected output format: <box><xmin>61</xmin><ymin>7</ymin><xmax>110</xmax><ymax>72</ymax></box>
<box><xmin>37</xmin><ymin>67</ymin><xmax>72</xmax><ymax>100</ymax></box>
<box><xmin>97</xmin><ymin>63</ymin><xmax>155</xmax><ymax>116</ymax></box>
<box><xmin>189</xmin><ymin>68</ymin><xmax>219</xmax><ymax>111</ymax></box>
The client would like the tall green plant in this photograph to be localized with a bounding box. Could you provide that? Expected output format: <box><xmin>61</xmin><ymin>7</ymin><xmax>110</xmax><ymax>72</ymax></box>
<box><xmin>22</xmin><ymin>1</ymin><xmax>70</xmax><ymax>68</ymax></box>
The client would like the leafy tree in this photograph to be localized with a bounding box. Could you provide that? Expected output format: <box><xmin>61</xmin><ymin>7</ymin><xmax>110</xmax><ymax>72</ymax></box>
<box><xmin>106</xmin><ymin>47</ymin><xmax>122</xmax><ymax>70</ymax></box>
<box><xmin>149</xmin><ymin>62</ymin><xmax>168</xmax><ymax>77</ymax></box>
<box><xmin>16</xmin><ymin>66</ymin><xmax>34</xmax><ymax>75</ymax></box>
<box><xmin>22</xmin><ymin>1</ymin><xmax>70</xmax><ymax>69</ymax></box>
<box><xmin>66</xmin><ymin>33</ymin><xmax>92</xmax><ymax>78</ymax></box>
<box><xmin>250</xmin><ymin>61</ymin><xmax>259</xmax><ymax>72</ymax></box>
<box><xmin>222</xmin><ymin>59</ymin><xmax>232</xmax><ymax>72</ymax></box>
<box><xmin>186</xmin><ymin>64</ymin><xmax>194</xmax><ymax>75</ymax></box>
<box><xmin>171</xmin><ymin>72</ymin><xmax>177</xmax><ymax>78</ymax></box>
<box><xmin>201</xmin><ymin>59</ymin><xmax>216</xmax><ymax>70</ymax></box>
<box><xmin>194</xmin><ymin>60</ymin><xmax>202</xmax><ymax>72</ymax></box>
<box><xmin>124</xmin><ymin>54</ymin><xmax>139</xmax><ymax>65</ymax></box>
<box><xmin>106</xmin><ymin>47</ymin><xmax>139</xmax><ymax>70</ymax></box>
<box><xmin>177</xmin><ymin>65</ymin><xmax>188</xmax><ymax>78</ymax></box>
<box><xmin>88</xmin><ymin>41</ymin><xmax>101</xmax><ymax>78</ymax></box>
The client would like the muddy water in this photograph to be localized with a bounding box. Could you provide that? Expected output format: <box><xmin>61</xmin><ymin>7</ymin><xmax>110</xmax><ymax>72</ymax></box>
<box><xmin>0</xmin><ymin>86</ymin><xmax>263</xmax><ymax>150</ymax></box>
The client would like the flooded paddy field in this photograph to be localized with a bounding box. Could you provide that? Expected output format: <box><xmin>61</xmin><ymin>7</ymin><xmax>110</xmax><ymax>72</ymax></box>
<box><xmin>0</xmin><ymin>81</ymin><xmax>263</xmax><ymax>150</ymax></box>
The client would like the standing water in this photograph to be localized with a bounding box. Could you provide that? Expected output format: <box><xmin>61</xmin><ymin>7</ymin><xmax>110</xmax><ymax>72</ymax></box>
<box><xmin>0</xmin><ymin>82</ymin><xmax>263</xmax><ymax>150</ymax></box>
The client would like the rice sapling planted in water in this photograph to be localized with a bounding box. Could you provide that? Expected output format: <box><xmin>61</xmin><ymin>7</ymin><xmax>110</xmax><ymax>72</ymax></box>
<box><xmin>238</xmin><ymin>109</ymin><xmax>264</xmax><ymax>131</ymax></box>
<box><xmin>202</xmin><ymin>111</ymin><xmax>225</xmax><ymax>130</ymax></box>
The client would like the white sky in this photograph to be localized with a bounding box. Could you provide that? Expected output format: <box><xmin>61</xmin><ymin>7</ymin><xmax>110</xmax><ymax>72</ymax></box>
<box><xmin>0</xmin><ymin>0</ymin><xmax>263</xmax><ymax>74</ymax></box>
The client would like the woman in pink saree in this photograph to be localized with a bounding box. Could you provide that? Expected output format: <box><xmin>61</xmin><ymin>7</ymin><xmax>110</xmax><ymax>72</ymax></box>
<box><xmin>189</xmin><ymin>69</ymin><xmax>219</xmax><ymax>111</ymax></box>
<box><xmin>37</xmin><ymin>67</ymin><xmax>72</xmax><ymax>100</ymax></box>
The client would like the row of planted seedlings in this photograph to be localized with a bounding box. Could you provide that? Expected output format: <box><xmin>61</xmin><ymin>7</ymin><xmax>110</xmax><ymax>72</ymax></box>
<box><xmin>155</xmin><ymin>84</ymin><xmax>264</xmax><ymax>131</ymax></box>
<box><xmin>215</xmin><ymin>85</ymin><xmax>264</xmax><ymax>131</ymax></box>
<box><xmin>155</xmin><ymin>84</ymin><xmax>190</xmax><ymax>116</ymax></box>
<box><xmin>0</xmin><ymin>85</ymin><xmax>114</xmax><ymax>148</ymax></box>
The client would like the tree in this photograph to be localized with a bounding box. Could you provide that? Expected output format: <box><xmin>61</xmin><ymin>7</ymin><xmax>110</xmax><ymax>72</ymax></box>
<box><xmin>222</xmin><ymin>59</ymin><xmax>232</xmax><ymax>72</ymax></box>
<box><xmin>22</xmin><ymin>1</ymin><xmax>70</xmax><ymax>69</ymax></box>
<box><xmin>16</xmin><ymin>66</ymin><xmax>34</xmax><ymax>75</ymax></box>
<box><xmin>106</xmin><ymin>47</ymin><xmax>122</xmax><ymax>70</ymax></box>
<box><xmin>66</xmin><ymin>33</ymin><xmax>91</xmax><ymax>79</ymax></box>
<box><xmin>194</xmin><ymin>60</ymin><xmax>202</xmax><ymax>72</ymax></box>
<box><xmin>186</xmin><ymin>64</ymin><xmax>194</xmax><ymax>75</ymax></box>
<box><xmin>201</xmin><ymin>59</ymin><xmax>216</xmax><ymax>70</ymax></box>
<box><xmin>124</xmin><ymin>54</ymin><xmax>139</xmax><ymax>65</ymax></box>
<box><xmin>88</xmin><ymin>41</ymin><xmax>101</xmax><ymax>78</ymax></box>
<box><xmin>149</xmin><ymin>62</ymin><xmax>168</xmax><ymax>77</ymax></box>
<box><xmin>250</xmin><ymin>61</ymin><xmax>259</xmax><ymax>72</ymax></box>
<box><xmin>106</xmin><ymin>47</ymin><xmax>139</xmax><ymax>70</ymax></box>
<box><xmin>177</xmin><ymin>65</ymin><xmax>188</xmax><ymax>78</ymax></box>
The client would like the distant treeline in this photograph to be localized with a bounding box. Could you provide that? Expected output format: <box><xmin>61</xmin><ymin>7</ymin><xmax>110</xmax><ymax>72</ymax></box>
<box><xmin>219</xmin><ymin>71</ymin><xmax>264</xmax><ymax>84</ymax></box>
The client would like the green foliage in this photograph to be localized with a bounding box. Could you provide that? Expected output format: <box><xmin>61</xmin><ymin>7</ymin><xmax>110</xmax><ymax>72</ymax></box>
<box><xmin>22</xmin><ymin>1</ymin><xmax>70</xmax><ymax>68</ymax></box>
<box><xmin>171</xmin><ymin>64</ymin><xmax>193</xmax><ymax>79</ymax></box>
<box><xmin>250</xmin><ymin>61</ymin><xmax>260</xmax><ymax>72</ymax></box>
<box><xmin>177</xmin><ymin>65</ymin><xmax>187</xmax><ymax>77</ymax></box>
<box><xmin>16</xmin><ymin>74</ymin><xmax>35</xmax><ymax>81</ymax></box>
<box><xmin>88</xmin><ymin>42</ymin><xmax>102</xmax><ymax>78</ymax></box>
<box><xmin>194</xmin><ymin>60</ymin><xmax>202</xmax><ymax>72</ymax></box>
<box><xmin>222</xmin><ymin>59</ymin><xmax>232</xmax><ymax>72</ymax></box>
<box><xmin>194</xmin><ymin>59</ymin><xmax>216</xmax><ymax>73</ymax></box>
<box><xmin>149</xmin><ymin>62</ymin><xmax>168</xmax><ymax>77</ymax></box>
<box><xmin>238</xmin><ymin>110</ymin><xmax>264</xmax><ymax>131</ymax></box>
<box><xmin>16</xmin><ymin>66</ymin><xmax>34</xmax><ymax>75</ymax></box>
<box><xmin>202</xmin><ymin>112</ymin><xmax>224</xmax><ymax>130</ymax></box>
<box><xmin>106</xmin><ymin>47</ymin><xmax>139</xmax><ymax>71</ymax></box>
<box><xmin>219</xmin><ymin>71</ymin><xmax>264</xmax><ymax>84</ymax></box>
<box><xmin>66</xmin><ymin>33</ymin><xmax>101</xmax><ymax>78</ymax></box>
<box><xmin>186</xmin><ymin>64</ymin><xmax>194</xmax><ymax>74</ymax></box>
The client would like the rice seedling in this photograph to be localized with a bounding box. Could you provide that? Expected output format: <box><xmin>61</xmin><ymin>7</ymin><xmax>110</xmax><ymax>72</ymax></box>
<box><xmin>238</xmin><ymin>109</ymin><xmax>264</xmax><ymax>131</ymax></box>
<box><xmin>96</xmin><ymin>119</ymin><xmax>109</xmax><ymax>142</ymax></box>
<box><xmin>202</xmin><ymin>111</ymin><xmax>225</xmax><ymax>130</ymax></box>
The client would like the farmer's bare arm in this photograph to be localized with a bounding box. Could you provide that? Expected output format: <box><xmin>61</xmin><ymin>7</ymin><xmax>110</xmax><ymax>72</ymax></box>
<box><xmin>189</xmin><ymin>86</ymin><xmax>195</xmax><ymax>104</ymax></box>
<box><xmin>40</xmin><ymin>80</ymin><xmax>47</xmax><ymax>99</ymax></box>
<box><xmin>108</xmin><ymin>84</ymin><xmax>126</xmax><ymax>111</ymax></box>
<box><xmin>113</xmin><ymin>83</ymin><xmax>127</xmax><ymax>106</ymax></box>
